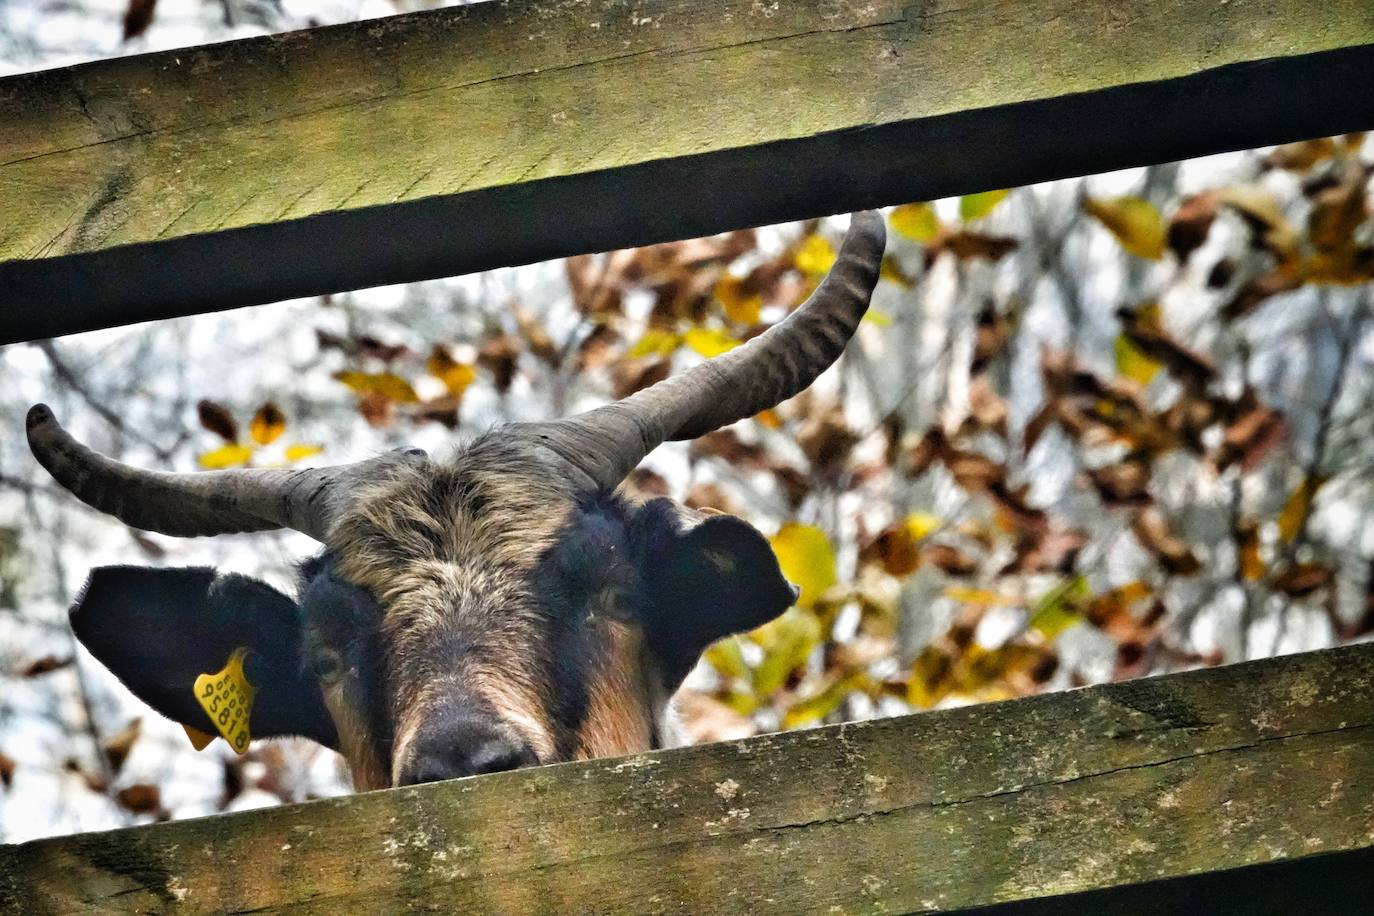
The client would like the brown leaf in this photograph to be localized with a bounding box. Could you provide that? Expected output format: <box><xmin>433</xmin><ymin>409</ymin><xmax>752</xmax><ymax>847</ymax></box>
<box><xmin>102</xmin><ymin>718</ymin><xmax>142</xmax><ymax>775</ymax></box>
<box><xmin>934</xmin><ymin>230</ymin><xmax>1018</xmax><ymax>263</ymax></box>
<box><xmin>621</xmin><ymin>468</ymin><xmax>670</xmax><ymax>500</ymax></box>
<box><xmin>611</xmin><ymin>357</ymin><xmax>670</xmax><ymax>400</ymax></box>
<box><xmin>860</xmin><ymin>524</ymin><xmax>921</xmax><ymax>577</ymax></box>
<box><xmin>1271</xmin><ymin>562</ymin><xmax>1335</xmax><ymax>598</ymax></box>
<box><xmin>0</xmin><ymin>751</ymin><xmax>14</xmax><ymax>788</ymax></box>
<box><xmin>1219</xmin><ymin>187</ymin><xmax>1299</xmax><ymax>261</ymax></box>
<box><xmin>355</xmin><ymin>335</ymin><xmax>410</xmax><ymax>364</ymax></box>
<box><xmin>575</xmin><ymin>323</ymin><xmax>619</xmax><ymax>370</ymax></box>
<box><xmin>797</xmin><ymin>405</ymin><xmax>859</xmax><ymax>473</ymax></box>
<box><xmin>1266</xmin><ymin>138</ymin><xmax>1336</xmax><ymax>171</ymax></box>
<box><xmin>196</xmin><ymin>399</ymin><xmax>238</xmax><ymax>442</ymax></box>
<box><xmin>1116</xmin><ymin>306</ymin><xmax>1215</xmax><ymax>391</ymax></box>
<box><xmin>130</xmin><ymin>530</ymin><xmax>165</xmax><ymax>558</ymax></box>
<box><xmin>966</xmin><ymin>376</ymin><xmax>1009</xmax><ymax>439</ymax></box>
<box><xmin>116</xmin><ymin>783</ymin><xmax>162</xmax><ymax>815</ymax></box>
<box><xmin>515</xmin><ymin>307</ymin><xmax>560</xmax><ymax>367</ymax></box>
<box><xmin>478</xmin><ymin>335</ymin><xmax>521</xmax><ymax>393</ymax></box>
<box><xmin>971</xmin><ymin>303</ymin><xmax>1011</xmax><ymax>373</ymax></box>
<box><xmin>1206</xmin><ymin>258</ymin><xmax>1236</xmax><ymax>289</ymax></box>
<box><xmin>1131</xmin><ymin>508</ymin><xmax>1202</xmax><ymax>576</ymax></box>
<box><xmin>684</xmin><ymin>483</ymin><xmax>740</xmax><ymax>515</ymax></box>
<box><xmin>689</xmin><ymin>429</ymin><xmax>772</xmax><ymax>471</ymax></box>
<box><xmin>122</xmin><ymin>0</ymin><xmax>157</xmax><ymax>40</ymax></box>
<box><xmin>21</xmin><ymin>655</ymin><xmax>73</xmax><ymax>677</ymax></box>
<box><xmin>924</xmin><ymin>543</ymin><xmax>978</xmax><ymax>577</ymax></box>
<box><xmin>1307</xmin><ymin>162</ymin><xmax>1370</xmax><ymax>254</ymax></box>
<box><xmin>1085</xmin><ymin>457</ymin><xmax>1152</xmax><ymax>507</ymax></box>
<box><xmin>357</xmin><ymin>390</ymin><xmax>394</xmax><ymax>428</ymax></box>
<box><xmin>1212</xmin><ymin>395</ymin><xmax>1287</xmax><ymax>472</ymax></box>
<box><xmin>1167</xmin><ymin>191</ymin><xmax>1219</xmax><ymax>262</ymax></box>
<box><xmin>1223</xmin><ymin>269</ymin><xmax>1302</xmax><ymax>321</ymax></box>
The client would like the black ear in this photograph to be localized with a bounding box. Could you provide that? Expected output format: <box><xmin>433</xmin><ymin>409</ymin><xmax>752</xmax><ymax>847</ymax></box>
<box><xmin>633</xmin><ymin>499</ymin><xmax>798</xmax><ymax>687</ymax></box>
<box><xmin>70</xmin><ymin>566</ymin><xmax>338</xmax><ymax>748</ymax></box>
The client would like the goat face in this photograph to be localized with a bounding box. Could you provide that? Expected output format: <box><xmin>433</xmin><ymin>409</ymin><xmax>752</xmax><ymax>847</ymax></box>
<box><xmin>28</xmin><ymin>212</ymin><xmax>884</xmax><ymax>790</ymax></box>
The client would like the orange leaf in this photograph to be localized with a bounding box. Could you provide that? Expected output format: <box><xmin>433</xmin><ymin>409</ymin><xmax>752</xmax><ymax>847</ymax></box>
<box><xmin>249</xmin><ymin>402</ymin><xmax>286</xmax><ymax>446</ymax></box>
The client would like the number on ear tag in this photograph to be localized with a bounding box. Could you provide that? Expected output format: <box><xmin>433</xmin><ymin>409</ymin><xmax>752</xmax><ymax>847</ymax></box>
<box><xmin>193</xmin><ymin>647</ymin><xmax>257</xmax><ymax>755</ymax></box>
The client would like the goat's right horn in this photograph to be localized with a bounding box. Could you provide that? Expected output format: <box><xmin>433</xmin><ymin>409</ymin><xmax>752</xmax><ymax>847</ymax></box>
<box><xmin>520</xmin><ymin>210</ymin><xmax>886</xmax><ymax>492</ymax></box>
<box><xmin>26</xmin><ymin>404</ymin><xmax>408</xmax><ymax>541</ymax></box>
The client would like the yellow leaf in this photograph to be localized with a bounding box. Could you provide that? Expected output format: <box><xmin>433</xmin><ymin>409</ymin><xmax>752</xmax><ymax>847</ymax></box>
<box><xmin>715</xmin><ymin>275</ymin><xmax>762</xmax><ymax>325</ymax></box>
<box><xmin>889</xmin><ymin>203</ymin><xmax>940</xmax><ymax>242</ymax></box>
<box><xmin>960</xmin><ymin>189</ymin><xmax>1010</xmax><ymax>222</ymax></box>
<box><xmin>627</xmin><ymin>328</ymin><xmax>681</xmax><ymax>359</ymax></box>
<box><xmin>904</xmin><ymin>512</ymin><xmax>941</xmax><ymax>542</ymax></box>
<box><xmin>907</xmin><ymin>646</ymin><xmax>954</xmax><ymax>708</ymax></box>
<box><xmin>769</xmin><ymin>522</ymin><xmax>837</xmax><ymax>610</ymax></box>
<box><xmin>943</xmin><ymin>586</ymin><xmax>1013</xmax><ymax>607</ymax></box>
<box><xmin>1114</xmin><ymin>333</ymin><xmax>1162</xmax><ymax>385</ymax></box>
<box><xmin>1083</xmin><ymin>196</ymin><xmax>1166</xmax><ymax>260</ymax></box>
<box><xmin>284</xmin><ymin>443</ymin><xmax>323</xmax><ymax>463</ymax></box>
<box><xmin>1237</xmin><ymin>521</ymin><xmax>1264</xmax><ymax>581</ymax></box>
<box><xmin>703</xmin><ymin>638</ymin><xmax>748</xmax><ymax>681</ymax></box>
<box><xmin>426</xmin><ymin>347</ymin><xmax>477</xmax><ymax>399</ymax></box>
<box><xmin>782</xmin><ymin>672</ymin><xmax>868</xmax><ymax>729</ymax></box>
<box><xmin>1028</xmin><ymin>575</ymin><xmax>1088</xmax><ymax>639</ymax></box>
<box><xmin>795</xmin><ymin>234</ymin><xmax>837</xmax><ymax>278</ymax></box>
<box><xmin>1278</xmin><ymin>476</ymin><xmax>1326</xmax><ymax>543</ymax></box>
<box><xmin>750</xmin><ymin>607</ymin><xmax>822</xmax><ymax>695</ymax></box>
<box><xmin>862</xmin><ymin>309</ymin><xmax>893</xmax><ymax>327</ymax></box>
<box><xmin>683</xmin><ymin>327</ymin><xmax>739</xmax><ymax>358</ymax></box>
<box><xmin>197</xmin><ymin>444</ymin><xmax>253</xmax><ymax>469</ymax></box>
<box><xmin>334</xmin><ymin>371</ymin><xmax>419</xmax><ymax>404</ymax></box>
<box><xmin>878</xmin><ymin>255</ymin><xmax>913</xmax><ymax>288</ymax></box>
<box><xmin>249</xmin><ymin>402</ymin><xmax>286</xmax><ymax>446</ymax></box>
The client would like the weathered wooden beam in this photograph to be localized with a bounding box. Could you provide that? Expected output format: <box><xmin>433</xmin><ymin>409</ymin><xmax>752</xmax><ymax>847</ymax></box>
<box><xmin>2</xmin><ymin>643</ymin><xmax>1372</xmax><ymax>914</ymax></box>
<box><xmin>1</xmin><ymin>1</ymin><xmax>1372</xmax><ymax>344</ymax></box>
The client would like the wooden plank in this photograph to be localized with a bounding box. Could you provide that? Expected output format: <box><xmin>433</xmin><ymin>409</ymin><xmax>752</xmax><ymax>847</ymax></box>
<box><xmin>1</xmin><ymin>1</ymin><xmax>1372</xmax><ymax>344</ymax></box>
<box><xmin>2</xmin><ymin>643</ymin><xmax>1372</xmax><ymax>914</ymax></box>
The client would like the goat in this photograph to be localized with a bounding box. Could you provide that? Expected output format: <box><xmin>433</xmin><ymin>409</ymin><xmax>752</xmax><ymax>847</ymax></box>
<box><xmin>25</xmin><ymin>212</ymin><xmax>886</xmax><ymax>790</ymax></box>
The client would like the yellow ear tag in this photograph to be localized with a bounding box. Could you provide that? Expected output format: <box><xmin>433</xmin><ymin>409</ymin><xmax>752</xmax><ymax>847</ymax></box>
<box><xmin>182</xmin><ymin>724</ymin><xmax>216</xmax><ymax>751</ymax></box>
<box><xmin>193</xmin><ymin>647</ymin><xmax>257</xmax><ymax>755</ymax></box>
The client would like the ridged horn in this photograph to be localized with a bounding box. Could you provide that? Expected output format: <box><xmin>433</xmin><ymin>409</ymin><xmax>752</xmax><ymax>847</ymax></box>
<box><xmin>519</xmin><ymin>210</ymin><xmax>886</xmax><ymax>492</ymax></box>
<box><xmin>25</xmin><ymin>404</ymin><xmax>411</xmax><ymax>541</ymax></box>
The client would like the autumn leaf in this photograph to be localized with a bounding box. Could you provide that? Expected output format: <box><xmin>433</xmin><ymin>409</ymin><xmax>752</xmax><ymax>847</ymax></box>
<box><xmin>715</xmin><ymin>274</ymin><xmax>762</xmax><ymax>325</ymax></box>
<box><xmin>703</xmin><ymin>637</ymin><xmax>748</xmax><ymax>681</ymax></box>
<box><xmin>1114</xmin><ymin>333</ymin><xmax>1162</xmax><ymax>385</ymax></box>
<box><xmin>751</xmin><ymin>607</ymin><xmax>822</xmax><ymax>695</ymax></box>
<box><xmin>196</xmin><ymin>399</ymin><xmax>238</xmax><ymax>442</ymax></box>
<box><xmin>1236</xmin><ymin>519</ymin><xmax>1264</xmax><ymax>581</ymax></box>
<box><xmin>1219</xmin><ymin>187</ymin><xmax>1299</xmax><ymax>261</ymax></box>
<box><xmin>478</xmin><ymin>336</ymin><xmax>521</xmax><ymax>393</ymax></box>
<box><xmin>249</xmin><ymin>402</ymin><xmax>285</xmax><ymax>446</ymax></box>
<box><xmin>794</xmin><ymin>234</ymin><xmax>837</xmax><ymax>278</ymax></box>
<box><xmin>102</xmin><ymin>718</ymin><xmax>141</xmax><ymax>774</ymax></box>
<box><xmin>122</xmin><ymin>0</ymin><xmax>157</xmax><ymax>40</ymax></box>
<box><xmin>770</xmin><ymin>523</ymin><xmax>837</xmax><ymax>610</ymax></box>
<box><xmin>116</xmin><ymin>784</ymin><xmax>162</xmax><ymax>815</ymax></box>
<box><xmin>960</xmin><ymin>189</ymin><xmax>1010</xmax><ymax>222</ymax></box>
<box><xmin>924</xmin><ymin>543</ymin><xmax>978</xmax><ymax>577</ymax></box>
<box><xmin>1131</xmin><ymin>508</ymin><xmax>1202</xmax><ymax>576</ymax></box>
<box><xmin>334</xmin><ymin>371</ymin><xmax>419</xmax><ymax>404</ymax></box>
<box><xmin>1266</xmin><ymin>138</ymin><xmax>1336</xmax><ymax>171</ymax></box>
<box><xmin>683</xmin><ymin>327</ymin><xmax>739</xmax><ymax>358</ymax></box>
<box><xmin>626</xmin><ymin>328</ymin><xmax>681</xmax><ymax>359</ymax></box>
<box><xmin>783</xmin><ymin>672</ymin><xmax>868</xmax><ymax>729</ymax></box>
<box><xmin>0</xmin><ymin>751</ymin><xmax>13</xmax><ymax>788</ymax></box>
<box><xmin>1166</xmin><ymin>191</ymin><xmax>1219</xmax><ymax>261</ymax></box>
<box><xmin>1271</xmin><ymin>562</ymin><xmax>1334</xmax><ymax>597</ymax></box>
<box><xmin>426</xmin><ymin>346</ymin><xmax>477</xmax><ymax>399</ymax></box>
<box><xmin>284</xmin><ymin>443</ymin><xmax>324</xmax><ymax>463</ymax></box>
<box><xmin>197</xmin><ymin>444</ymin><xmax>253</xmax><ymax>469</ymax></box>
<box><xmin>1083</xmin><ymin>195</ymin><xmax>1165</xmax><ymax>260</ymax></box>
<box><xmin>1028</xmin><ymin>576</ymin><xmax>1088</xmax><ymax>639</ymax></box>
<box><xmin>937</xmin><ymin>231</ymin><xmax>1018</xmax><ymax>262</ymax></box>
<box><xmin>889</xmin><ymin>202</ymin><xmax>940</xmax><ymax>242</ymax></box>
<box><xmin>21</xmin><ymin>655</ymin><xmax>72</xmax><ymax>677</ymax></box>
<box><xmin>1278</xmin><ymin>476</ymin><xmax>1326</xmax><ymax>543</ymax></box>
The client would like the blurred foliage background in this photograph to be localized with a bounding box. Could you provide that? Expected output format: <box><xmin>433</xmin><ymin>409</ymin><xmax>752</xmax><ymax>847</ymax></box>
<box><xmin>1</xmin><ymin>0</ymin><xmax>1372</xmax><ymax>841</ymax></box>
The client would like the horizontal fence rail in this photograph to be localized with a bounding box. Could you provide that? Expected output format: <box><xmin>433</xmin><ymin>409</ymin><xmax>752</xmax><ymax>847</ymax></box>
<box><xmin>1</xmin><ymin>0</ymin><xmax>1373</xmax><ymax>343</ymax></box>
<box><xmin>2</xmin><ymin>643</ymin><xmax>1372</xmax><ymax>914</ymax></box>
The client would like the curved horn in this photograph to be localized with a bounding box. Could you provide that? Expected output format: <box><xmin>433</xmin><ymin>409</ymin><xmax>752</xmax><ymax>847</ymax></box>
<box><xmin>26</xmin><ymin>404</ymin><xmax>401</xmax><ymax>541</ymax></box>
<box><xmin>522</xmin><ymin>210</ymin><xmax>886</xmax><ymax>491</ymax></box>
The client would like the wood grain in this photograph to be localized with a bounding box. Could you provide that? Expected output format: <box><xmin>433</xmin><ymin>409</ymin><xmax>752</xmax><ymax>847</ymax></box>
<box><xmin>1</xmin><ymin>0</ymin><xmax>1372</xmax><ymax>342</ymax></box>
<box><xmin>3</xmin><ymin>643</ymin><xmax>1372</xmax><ymax>914</ymax></box>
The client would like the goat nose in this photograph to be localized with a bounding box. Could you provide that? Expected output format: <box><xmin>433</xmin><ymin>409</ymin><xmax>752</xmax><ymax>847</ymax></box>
<box><xmin>397</xmin><ymin>723</ymin><xmax>537</xmax><ymax>786</ymax></box>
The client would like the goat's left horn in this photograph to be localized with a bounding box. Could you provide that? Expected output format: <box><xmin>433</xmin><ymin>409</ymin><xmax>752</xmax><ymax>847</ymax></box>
<box><xmin>520</xmin><ymin>210</ymin><xmax>886</xmax><ymax>492</ymax></box>
<box><xmin>26</xmin><ymin>404</ymin><xmax>405</xmax><ymax>541</ymax></box>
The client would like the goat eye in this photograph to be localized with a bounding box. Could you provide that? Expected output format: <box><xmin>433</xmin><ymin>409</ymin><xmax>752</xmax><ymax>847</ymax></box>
<box><xmin>311</xmin><ymin>648</ymin><xmax>345</xmax><ymax>682</ymax></box>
